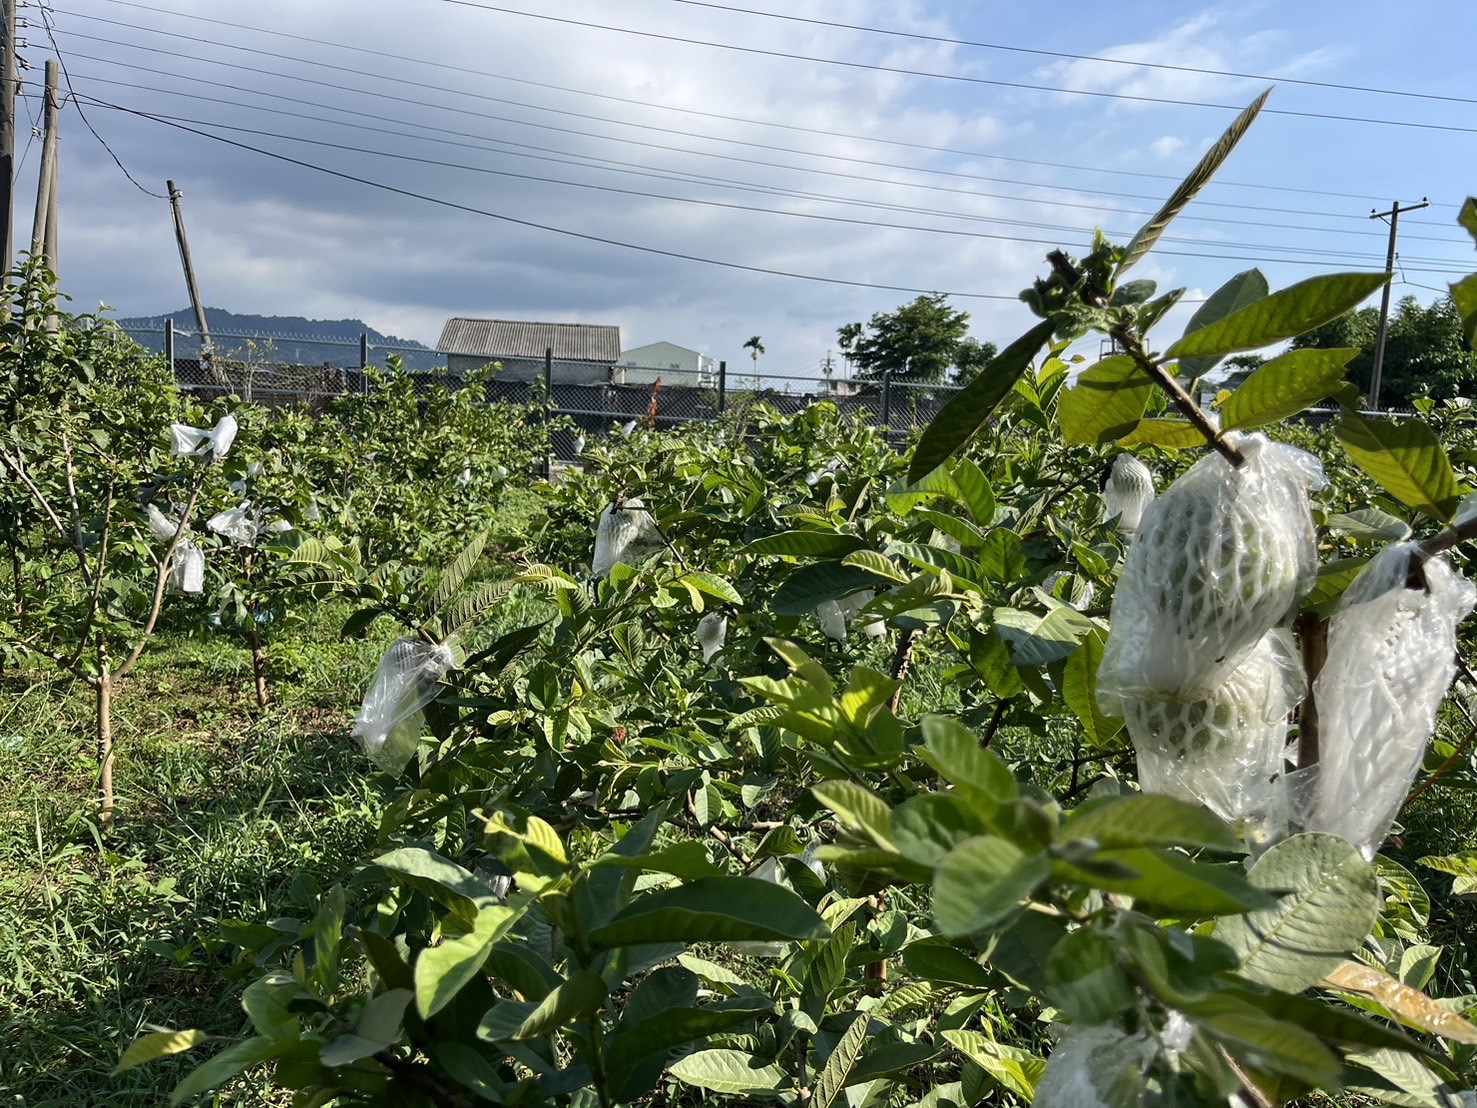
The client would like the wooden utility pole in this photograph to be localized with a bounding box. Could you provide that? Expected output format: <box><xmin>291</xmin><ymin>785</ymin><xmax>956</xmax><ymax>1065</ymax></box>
<box><xmin>29</xmin><ymin>58</ymin><xmax>56</xmax><ymax>264</ymax></box>
<box><xmin>1368</xmin><ymin>197</ymin><xmax>1430</xmax><ymax>410</ymax></box>
<box><xmin>0</xmin><ymin>0</ymin><xmax>18</xmax><ymax>312</ymax></box>
<box><xmin>167</xmin><ymin>179</ymin><xmax>224</xmax><ymax>384</ymax></box>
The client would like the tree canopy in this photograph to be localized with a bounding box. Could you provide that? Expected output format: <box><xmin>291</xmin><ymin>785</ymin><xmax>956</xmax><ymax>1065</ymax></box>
<box><xmin>838</xmin><ymin>293</ymin><xmax>997</xmax><ymax>385</ymax></box>
<box><xmin>1290</xmin><ymin>294</ymin><xmax>1477</xmax><ymax>407</ymax></box>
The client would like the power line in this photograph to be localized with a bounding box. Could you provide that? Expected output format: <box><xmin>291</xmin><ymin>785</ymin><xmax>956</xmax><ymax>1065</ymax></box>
<box><xmin>66</xmin><ymin>0</ymin><xmax>1402</xmax><ymax>206</ymax></box>
<box><xmin>437</xmin><ymin>0</ymin><xmax>1477</xmax><ymax>137</ymax></box>
<box><xmin>60</xmin><ymin>91</ymin><xmax>1470</xmax><ymax>275</ymax></box>
<box><xmin>670</xmin><ymin>0</ymin><xmax>1477</xmax><ymax>109</ymax></box>
<box><xmin>47</xmin><ymin>25</ymin><xmax>1423</xmax><ymax>227</ymax></box>
<box><xmin>80</xmin><ymin>94</ymin><xmax>1049</xmax><ymax>302</ymax></box>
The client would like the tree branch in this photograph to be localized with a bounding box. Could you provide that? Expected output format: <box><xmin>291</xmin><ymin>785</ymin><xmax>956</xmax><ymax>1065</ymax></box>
<box><xmin>117</xmin><ymin>473</ymin><xmax>205</xmax><ymax>679</ymax></box>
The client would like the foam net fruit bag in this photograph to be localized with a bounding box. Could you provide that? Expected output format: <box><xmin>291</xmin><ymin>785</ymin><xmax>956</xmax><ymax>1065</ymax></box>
<box><xmin>1031</xmin><ymin>1024</ymin><xmax>1156</xmax><ymax>1108</ymax></box>
<box><xmin>1124</xmin><ymin>627</ymin><xmax>1303</xmax><ymax>831</ymax></box>
<box><xmin>1305</xmin><ymin>542</ymin><xmax>1476</xmax><ymax>860</ymax></box>
<box><xmin>1097</xmin><ymin>434</ymin><xmax>1324</xmax><ymax>710</ymax></box>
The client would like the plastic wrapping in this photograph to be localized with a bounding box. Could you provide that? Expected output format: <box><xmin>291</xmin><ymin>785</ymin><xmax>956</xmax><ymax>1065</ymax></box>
<box><xmin>573</xmin><ymin>434</ymin><xmax>586</xmax><ymax>455</ymax></box>
<box><xmin>167</xmin><ymin>539</ymin><xmax>206</xmax><ymax>595</ymax></box>
<box><xmin>815</xmin><ymin>599</ymin><xmax>847</xmax><ymax>642</ymax></box>
<box><xmin>592</xmin><ymin>497</ymin><xmax>660</xmax><ymax>577</ymax></box>
<box><xmin>1124</xmin><ymin>628</ymin><xmax>1302</xmax><ymax>830</ymax></box>
<box><xmin>697</xmin><ymin>612</ymin><xmax>728</xmax><ymax>663</ymax></box>
<box><xmin>1098</xmin><ymin>434</ymin><xmax>1324</xmax><ymax>709</ymax></box>
<box><xmin>352</xmin><ymin>638</ymin><xmax>456</xmax><ymax>775</ymax></box>
<box><xmin>839</xmin><ymin>589</ymin><xmax>886</xmax><ymax>640</ymax></box>
<box><xmin>145</xmin><ymin>503</ymin><xmax>178</xmax><ymax>541</ymax></box>
<box><xmin>169</xmin><ymin>413</ymin><xmax>238</xmax><ymax>461</ymax></box>
<box><xmin>1101</xmin><ymin>453</ymin><xmax>1157</xmax><ymax>535</ymax></box>
<box><xmin>456</xmin><ymin>462</ymin><xmax>472</xmax><ymax>487</ymax></box>
<box><xmin>1033</xmin><ymin>1024</ymin><xmax>1156</xmax><ymax>1108</ymax></box>
<box><xmin>208</xmin><ymin>504</ymin><xmax>260</xmax><ymax>546</ymax></box>
<box><xmin>1305</xmin><ymin>543</ymin><xmax>1476</xmax><ymax>860</ymax></box>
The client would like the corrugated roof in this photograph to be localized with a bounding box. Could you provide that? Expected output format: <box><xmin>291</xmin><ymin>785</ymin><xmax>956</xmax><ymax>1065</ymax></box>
<box><xmin>437</xmin><ymin>318</ymin><xmax>621</xmax><ymax>362</ymax></box>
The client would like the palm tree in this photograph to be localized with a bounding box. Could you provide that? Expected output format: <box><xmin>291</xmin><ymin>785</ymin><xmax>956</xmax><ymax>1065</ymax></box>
<box><xmin>743</xmin><ymin>335</ymin><xmax>765</xmax><ymax>391</ymax></box>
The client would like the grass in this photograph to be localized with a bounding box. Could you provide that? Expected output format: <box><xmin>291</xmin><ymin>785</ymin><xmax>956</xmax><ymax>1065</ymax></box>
<box><xmin>0</xmin><ymin>603</ymin><xmax>394</xmax><ymax>1106</ymax></box>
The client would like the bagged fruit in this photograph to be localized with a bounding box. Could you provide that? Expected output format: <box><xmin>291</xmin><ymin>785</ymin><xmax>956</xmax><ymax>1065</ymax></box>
<box><xmin>592</xmin><ymin>496</ymin><xmax>660</xmax><ymax>578</ymax></box>
<box><xmin>1100</xmin><ymin>453</ymin><xmax>1156</xmax><ymax>535</ymax></box>
<box><xmin>353</xmin><ymin>638</ymin><xmax>456</xmax><ymax>775</ymax></box>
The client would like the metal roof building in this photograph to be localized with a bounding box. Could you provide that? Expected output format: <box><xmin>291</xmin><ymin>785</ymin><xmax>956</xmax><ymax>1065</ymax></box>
<box><xmin>437</xmin><ymin>318</ymin><xmax>621</xmax><ymax>382</ymax></box>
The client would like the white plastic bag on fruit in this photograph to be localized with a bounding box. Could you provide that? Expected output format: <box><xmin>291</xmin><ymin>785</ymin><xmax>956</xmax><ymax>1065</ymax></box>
<box><xmin>1304</xmin><ymin>543</ymin><xmax>1476</xmax><ymax>860</ymax></box>
<box><xmin>207</xmin><ymin>504</ymin><xmax>260</xmax><ymax>546</ymax></box>
<box><xmin>592</xmin><ymin>497</ymin><xmax>660</xmax><ymax>578</ymax></box>
<box><xmin>166</xmin><ymin>539</ymin><xmax>206</xmax><ymax>595</ymax></box>
<box><xmin>1124</xmin><ymin>628</ymin><xmax>1302</xmax><ymax>832</ymax></box>
<box><xmin>815</xmin><ymin>599</ymin><xmax>847</xmax><ymax>642</ymax></box>
<box><xmin>1033</xmin><ymin>1024</ymin><xmax>1156</xmax><ymax>1108</ymax></box>
<box><xmin>839</xmin><ymin>589</ymin><xmax>886</xmax><ymax>640</ymax></box>
<box><xmin>696</xmin><ymin>611</ymin><xmax>728</xmax><ymax>663</ymax></box>
<box><xmin>169</xmin><ymin>413</ymin><xmax>237</xmax><ymax>461</ymax></box>
<box><xmin>353</xmin><ymin>638</ymin><xmax>456</xmax><ymax>775</ymax></box>
<box><xmin>1100</xmin><ymin>453</ymin><xmax>1156</xmax><ymax>535</ymax></box>
<box><xmin>1097</xmin><ymin>433</ymin><xmax>1324</xmax><ymax>710</ymax></box>
<box><xmin>145</xmin><ymin>503</ymin><xmax>178</xmax><ymax>541</ymax></box>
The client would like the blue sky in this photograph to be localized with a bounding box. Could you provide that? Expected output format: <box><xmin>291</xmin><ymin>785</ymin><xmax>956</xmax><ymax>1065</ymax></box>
<box><xmin>20</xmin><ymin>0</ymin><xmax>1477</xmax><ymax>378</ymax></box>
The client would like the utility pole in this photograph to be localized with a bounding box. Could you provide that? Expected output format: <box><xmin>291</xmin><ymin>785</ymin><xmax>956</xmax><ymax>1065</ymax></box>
<box><xmin>1368</xmin><ymin>197</ymin><xmax>1429</xmax><ymax>410</ymax></box>
<box><xmin>29</xmin><ymin>58</ymin><xmax>55</xmax><ymax>264</ymax></box>
<box><xmin>0</xmin><ymin>0</ymin><xmax>18</xmax><ymax>314</ymax></box>
<box><xmin>167</xmin><ymin>179</ymin><xmax>224</xmax><ymax>385</ymax></box>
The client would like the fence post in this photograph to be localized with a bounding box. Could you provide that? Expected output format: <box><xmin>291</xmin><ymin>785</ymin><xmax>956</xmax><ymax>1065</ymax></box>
<box><xmin>359</xmin><ymin>332</ymin><xmax>368</xmax><ymax>371</ymax></box>
<box><xmin>543</xmin><ymin>346</ymin><xmax>553</xmax><ymax>478</ymax></box>
<box><xmin>163</xmin><ymin>318</ymin><xmax>174</xmax><ymax>380</ymax></box>
<box><xmin>881</xmin><ymin>369</ymin><xmax>893</xmax><ymax>430</ymax></box>
<box><xmin>717</xmin><ymin>359</ymin><xmax>726</xmax><ymax>414</ymax></box>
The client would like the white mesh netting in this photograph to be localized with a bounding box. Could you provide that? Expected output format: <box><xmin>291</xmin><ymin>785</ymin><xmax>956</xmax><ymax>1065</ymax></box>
<box><xmin>1124</xmin><ymin>628</ymin><xmax>1302</xmax><ymax>830</ymax></box>
<box><xmin>1304</xmin><ymin>543</ymin><xmax>1476</xmax><ymax>860</ymax></box>
<box><xmin>1098</xmin><ymin>434</ymin><xmax>1324</xmax><ymax>710</ymax></box>
<box><xmin>696</xmin><ymin>612</ymin><xmax>728</xmax><ymax>663</ymax></box>
<box><xmin>1032</xmin><ymin>1024</ymin><xmax>1156</xmax><ymax>1108</ymax></box>
<box><xmin>353</xmin><ymin>638</ymin><xmax>456</xmax><ymax>775</ymax></box>
<box><xmin>592</xmin><ymin>497</ymin><xmax>660</xmax><ymax>578</ymax></box>
<box><xmin>1101</xmin><ymin>453</ymin><xmax>1156</xmax><ymax>534</ymax></box>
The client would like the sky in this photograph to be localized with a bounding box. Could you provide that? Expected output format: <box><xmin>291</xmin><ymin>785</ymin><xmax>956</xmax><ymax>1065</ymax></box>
<box><xmin>14</xmin><ymin>0</ymin><xmax>1477</xmax><ymax>381</ymax></box>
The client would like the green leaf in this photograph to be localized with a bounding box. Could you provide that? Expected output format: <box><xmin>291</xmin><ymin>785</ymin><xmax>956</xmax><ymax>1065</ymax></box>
<box><xmin>1046</xmin><ymin>930</ymin><xmax>1136</xmax><ymax>1023</ymax></box>
<box><xmin>910</xmin><ymin>319</ymin><xmax>1055</xmax><ymax>481</ymax></box>
<box><xmin>744</xmin><ymin>531</ymin><xmax>868</xmax><ymax>558</ymax></box>
<box><xmin>591</xmin><ymin>841</ymin><xmax>723</xmax><ymax>879</ymax></box>
<box><xmin>425</xmin><ymin>529</ymin><xmax>489</xmax><ymax>627</ymax></box>
<box><xmin>1059</xmin><ymin>628</ymin><xmax>1122</xmax><ymax>747</ymax></box>
<box><xmin>1216</xmin><ymin>833</ymin><xmax>1380</xmax><ymax>992</ymax></box>
<box><xmin>884</xmin><ymin>465</ymin><xmax>960</xmax><ymax>514</ymax></box>
<box><xmin>606</xmin><ymin>998</ymin><xmax>772</xmax><ymax>1073</ymax></box>
<box><xmin>811</xmin><ymin>779</ymin><xmax>894</xmax><ymax>849</ymax></box>
<box><xmin>478</xmin><ymin>970</ymin><xmax>607</xmax><ymax>1041</ymax></box>
<box><xmin>772</xmin><ymin>563</ymin><xmax>892</xmax><ymax>616</ymax></box>
<box><xmin>950</xmin><ymin>458</ymin><xmax>996</xmax><ymax>525</ymax></box>
<box><xmin>943</xmin><ymin>1030</ymin><xmax>1044</xmax><ymax>1101</ymax></box>
<box><xmin>1176</xmin><ymin>268</ymin><xmax>1271</xmax><ymax>377</ymax></box>
<box><xmin>1220</xmin><ymin>347</ymin><xmax>1358</xmax><ymax>430</ymax></box>
<box><xmin>1197</xmin><ymin>1007</ymin><xmax>1342</xmax><ymax>1089</ymax></box>
<box><xmin>668</xmin><ymin>1049</ymin><xmax>789</xmax><ymax>1096</ymax></box>
<box><xmin>1118</xmin><ymin>90</ymin><xmax>1271</xmax><ymax>276</ymax></box>
<box><xmin>840</xmin><ymin>548</ymin><xmax>908</xmax><ymax>584</ymax></box>
<box><xmin>812</xmin><ymin>1012</ymin><xmax>869</xmax><ymax>1108</ymax></box>
<box><xmin>1062</xmin><ymin>847</ymin><xmax>1276</xmax><ymax>916</ymax></box>
<box><xmin>1324</xmin><ymin>509</ymin><xmax>1410</xmax><ymax>543</ymax></box>
<box><xmin>1167</xmin><ymin>271</ymin><xmax>1389</xmax><ymax>359</ymax></box>
<box><xmin>1417</xmin><ymin>852</ymin><xmax>1477</xmax><ymax>897</ymax></box>
<box><xmin>1116</xmin><ymin>417</ymin><xmax>1206</xmax><ymax>450</ymax></box>
<box><xmin>917</xmin><ymin>715</ymin><xmax>1018</xmax><ymax>812</ymax></box>
<box><xmin>115</xmin><ymin>1029</ymin><xmax>207</xmax><ymax>1074</ymax></box>
<box><xmin>588</xmin><ymin>877</ymin><xmax>831</xmax><ymax>949</ymax></box>
<box><xmin>1058</xmin><ymin>356</ymin><xmax>1153</xmax><ymax>444</ymax></box>
<box><xmin>1335</xmin><ymin>409</ymin><xmax>1461</xmax><ymax>523</ymax></box>
<box><xmin>902</xmin><ymin>942</ymin><xmax>995</xmax><ymax>989</ymax></box>
<box><xmin>993</xmin><ymin>605</ymin><xmax>1094</xmax><ymax>667</ymax></box>
<box><xmin>1451</xmin><ymin>272</ymin><xmax>1477</xmax><ymax>350</ymax></box>
<box><xmin>1062</xmin><ymin>794</ymin><xmax>1240</xmax><ymax>853</ymax></box>
<box><xmin>168</xmin><ymin>1037</ymin><xmax>286</xmax><ymax>1106</ymax></box>
<box><xmin>415</xmin><ymin>904</ymin><xmax>521</xmax><ymax>1018</ymax></box>
<box><xmin>372</xmin><ymin>847</ymin><xmax>501</xmax><ymax>923</ymax></box>
<box><xmin>933</xmin><ymin>836</ymin><xmax>1050</xmax><ymax>936</ymax></box>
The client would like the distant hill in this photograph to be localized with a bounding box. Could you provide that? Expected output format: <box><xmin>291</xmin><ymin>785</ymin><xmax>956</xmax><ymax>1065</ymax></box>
<box><xmin>114</xmin><ymin>308</ymin><xmax>446</xmax><ymax>371</ymax></box>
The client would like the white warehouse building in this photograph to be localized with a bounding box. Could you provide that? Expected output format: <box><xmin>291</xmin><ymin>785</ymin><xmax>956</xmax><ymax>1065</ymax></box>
<box><xmin>614</xmin><ymin>341</ymin><xmax>716</xmax><ymax>388</ymax></box>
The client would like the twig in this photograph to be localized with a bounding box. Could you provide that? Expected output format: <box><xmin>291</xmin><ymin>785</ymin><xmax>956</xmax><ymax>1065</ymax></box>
<box><xmin>685</xmin><ymin>792</ymin><xmax>751</xmax><ymax>868</ymax></box>
<box><xmin>1294</xmin><ymin>610</ymin><xmax>1328</xmax><ymax>769</ymax></box>
<box><xmin>0</xmin><ymin>446</ymin><xmax>68</xmax><ymax>539</ymax></box>
<box><xmin>980</xmin><ymin>699</ymin><xmax>1007</xmax><ymax>749</ymax></box>
<box><xmin>888</xmin><ymin>627</ymin><xmax>921</xmax><ymax>715</ymax></box>
<box><xmin>117</xmin><ymin>473</ymin><xmax>205</xmax><ymax>679</ymax></box>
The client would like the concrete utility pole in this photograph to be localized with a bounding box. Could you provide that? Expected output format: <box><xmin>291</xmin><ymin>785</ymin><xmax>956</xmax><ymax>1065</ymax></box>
<box><xmin>29</xmin><ymin>58</ymin><xmax>56</xmax><ymax>265</ymax></box>
<box><xmin>167</xmin><ymin>178</ymin><xmax>225</xmax><ymax>384</ymax></box>
<box><xmin>1368</xmin><ymin>197</ymin><xmax>1430</xmax><ymax>410</ymax></box>
<box><xmin>0</xmin><ymin>0</ymin><xmax>18</xmax><ymax>311</ymax></box>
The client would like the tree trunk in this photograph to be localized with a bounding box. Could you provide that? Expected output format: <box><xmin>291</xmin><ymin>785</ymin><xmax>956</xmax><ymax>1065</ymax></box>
<box><xmin>248</xmin><ymin>610</ymin><xmax>268</xmax><ymax>710</ymax></box>
<box><xmin>96</xmin><ymin>654</ymin><xmax>114</xmax><ymax>827</ymax></box>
